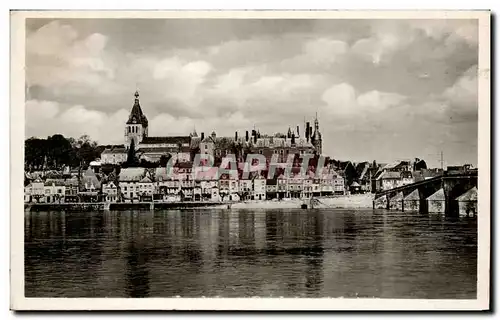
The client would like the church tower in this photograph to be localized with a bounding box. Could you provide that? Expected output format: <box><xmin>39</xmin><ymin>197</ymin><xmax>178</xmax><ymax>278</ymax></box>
<box><xmin>124</xmin><ymin>90</ymin><xmax>148</xmax><ymax>149</ymax></box>
<box><xmin>311</xmin><ymin>113</ymin><xmax>322</xmax><ymax>155</ymax></box>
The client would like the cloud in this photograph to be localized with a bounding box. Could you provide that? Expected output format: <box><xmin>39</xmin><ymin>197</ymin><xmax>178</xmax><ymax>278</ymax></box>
<box><xmin>24</xmin><ymin>19</ymin><xmax>479</xmax><ymax>166</ymax></box>
<box><xmin>321</xmin><ymin>83</ymin><xmax>407</xmax><ymax>116</ymax></box>
<box><xmin>25</xmin><ymin>99</ymin><xmax>128</xmax><ymax>143</ymax></box>
<box><xmin>442</xmin><ymin>64</ymin><xmax>478</xmax><ymax>111</ymax></box>
<box><xmin>303</xmin><ymin>38</ymin><xmax>348</xmax><ymax>64</ymax></box>
<box><xmin>407</xmin><ymin>19</ymin><xmax>478</xmax><ymax>46</ymax></box>
<box><xmin>26</xmin><ymin>21</ymin><xmax>114</xmax><ymax>90</ymax></box>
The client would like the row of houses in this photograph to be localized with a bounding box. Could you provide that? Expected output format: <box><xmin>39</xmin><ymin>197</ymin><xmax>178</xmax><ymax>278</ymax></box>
<box><xmin>24</xmin><ymin>168</ymin><xmax>101</xmax><ymax>204</ymax></box>
<box><xmin>25</xmin><ymin>165</ymin><xmax>346</xmax><ymax>204</ymax></box>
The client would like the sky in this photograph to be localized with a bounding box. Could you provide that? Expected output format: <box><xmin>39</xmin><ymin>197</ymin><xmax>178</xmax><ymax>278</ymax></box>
<box><xmin>25</xmin><ymin>18</ymin><xmax>479</xmax><ymax>168</ymax></box>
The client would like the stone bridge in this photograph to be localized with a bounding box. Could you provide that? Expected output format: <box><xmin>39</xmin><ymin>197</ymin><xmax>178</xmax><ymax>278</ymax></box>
<box><xmin>373</xmin><ymin>171</ymin><xmax>478</xmax><ymax>216</ymax></box>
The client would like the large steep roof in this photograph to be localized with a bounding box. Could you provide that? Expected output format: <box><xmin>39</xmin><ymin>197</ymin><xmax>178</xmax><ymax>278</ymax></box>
<box><xmin>126</xmin><ymin>91</ymin><xmax>148</xmax><ymax>126</ymax></box>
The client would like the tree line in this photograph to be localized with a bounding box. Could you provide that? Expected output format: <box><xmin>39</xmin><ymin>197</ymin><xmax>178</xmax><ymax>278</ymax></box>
<box><xmin>25</xmin><ymin>134</ymin><xmax>103</xmax><ymax>171</ymax></box>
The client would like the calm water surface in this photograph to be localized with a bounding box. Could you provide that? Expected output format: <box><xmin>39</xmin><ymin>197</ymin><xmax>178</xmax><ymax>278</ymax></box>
<box><xmin>25</xmin><ymin>209</ymin><xmax>477</xmax><ymax>298</ymax></box>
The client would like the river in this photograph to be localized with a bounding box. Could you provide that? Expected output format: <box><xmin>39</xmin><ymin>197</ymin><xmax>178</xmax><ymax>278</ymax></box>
<box><xmin>24</xmin><ymin>209</ymin><xmax>477</xmax><ymax>299</ymax></box>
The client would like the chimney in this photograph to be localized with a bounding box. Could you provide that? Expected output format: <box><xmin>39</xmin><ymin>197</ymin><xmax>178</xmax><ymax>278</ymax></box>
<box><xmin>245</xmin><ymin>130</ymin><xmax>249</xmax><ymax>142</ymax></box>
<box><xmin>306</xmin><ymin>122</ymin><xmax>310</xmax><ymax>141</ymax></box>
<box><xmin>235</xmin><ymin>131</ymin><xmax>238</xmax><ymax>141</ymax></box>
<box><xmin>309</xmin><ymin>126</ymin><xmax>313</xmax><ymax>138</ymax></box>
<box><xmin>254</xmin><ymin>133</ymin><xmax>257</xmax><ymax>144</ymax></box>
<box><xmin>297</xmin><ymin>125</ymin><xmax>300</xmax><ymax>137</ymax></box>
<box><xmin>291</xmin><ymin>133</ymin><xmax>295</xmax><ymax>145</ymax></box>
<box><xmin>201</xmin><ymin>132</ymin><xmax>205</xmax><ymax>141</ymax></box>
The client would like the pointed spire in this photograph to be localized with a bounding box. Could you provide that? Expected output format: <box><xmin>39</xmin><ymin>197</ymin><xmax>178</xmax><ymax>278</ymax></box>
<box><xmin>127</xmin><ymin>89</ymin><xmax>148</xmax><ymax>126</ymax></box>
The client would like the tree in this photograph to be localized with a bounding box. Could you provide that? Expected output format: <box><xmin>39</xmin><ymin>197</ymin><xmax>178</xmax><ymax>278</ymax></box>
<box><xmin>25</xmin><ymin>137</ymin><xmax>48</xmax><ymax>170</ymax></box>
<box><xmin>126</xmin><ymin>139</ymin><xmax>138</xmax><ymax>167</ymax></box>
<box><xmin>46</xmin><ymin>134</ymin><xmax>72</xmax><ymax>169</ymax></box>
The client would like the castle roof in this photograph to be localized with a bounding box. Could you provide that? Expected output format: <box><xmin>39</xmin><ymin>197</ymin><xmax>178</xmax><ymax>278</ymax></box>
<box><xmin>141</xmin><ymin>136</ymin><xmax>191</xmax><ymax>145</ymax></box>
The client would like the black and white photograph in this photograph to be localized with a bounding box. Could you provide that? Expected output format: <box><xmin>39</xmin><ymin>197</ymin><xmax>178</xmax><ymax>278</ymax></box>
<box><xmin>10</xmin><ymin>10</ymin><xmax>490</xmax><ymax>311</ymax></box>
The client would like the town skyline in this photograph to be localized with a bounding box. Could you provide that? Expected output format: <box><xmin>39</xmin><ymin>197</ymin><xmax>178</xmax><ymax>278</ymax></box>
<box><xmin>25</xmin><ymin>18</ymin><xmax>478</xmax><ymax>168</ymax></box>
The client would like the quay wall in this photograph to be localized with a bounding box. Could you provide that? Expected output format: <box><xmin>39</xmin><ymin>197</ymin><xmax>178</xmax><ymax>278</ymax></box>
<box><xmin>27</xmin><ymin>201</ymin><xmax>227</xmax><ymax>212</ymax></box>
<box><xmin>28</xmin><ymin>203</ymin><xmax>105</xmax><ymax>212</ymax></box>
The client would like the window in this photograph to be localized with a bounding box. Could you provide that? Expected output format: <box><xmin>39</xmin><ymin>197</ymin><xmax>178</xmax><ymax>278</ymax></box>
<box><xmin>259</xmin><ymin>150</ymin><xmax>263</xmax><ymax>154</ymax></box>
<box><xmin>205</xmin><ymin>144</ymin><xmax>208</xmax><ymax>150</ymax></box>
<box><xmin>58</xmin><ymin>189</ymin><xmax>62</xmax><ymax>194</ymax></box>
<box><xmin>274</xmin><ymin>150</ymin><xmax>278</xmax><ymax>154</ymax></box>
<box><xmin>128</xmin><ymin>127</ymin><xmax>131</xmax><ymax>133</ymax></box>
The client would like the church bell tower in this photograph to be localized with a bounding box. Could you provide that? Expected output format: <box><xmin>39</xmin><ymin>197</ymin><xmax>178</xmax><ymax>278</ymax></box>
<box><xmin>124</xmin><ymin>90</ymin><xmax>149</xmax><ymax>149</ymax></box>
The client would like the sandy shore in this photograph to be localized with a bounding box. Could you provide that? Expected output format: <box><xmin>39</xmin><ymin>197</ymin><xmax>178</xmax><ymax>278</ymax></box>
<box><xmin>229</xmin><ymin>194</ymin><xmax>374</xmax><ymax>209</ymax></box>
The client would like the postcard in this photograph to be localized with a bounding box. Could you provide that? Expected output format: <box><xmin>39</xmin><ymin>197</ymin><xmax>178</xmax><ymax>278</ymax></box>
<box><xmin>10</xmin><ymin>10</ymin><xmax>490</xmax><ymax>311</ymax></box>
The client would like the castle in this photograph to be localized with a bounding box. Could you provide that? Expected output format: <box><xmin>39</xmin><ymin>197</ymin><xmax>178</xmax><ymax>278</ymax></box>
<box><xmin>101</xmin><ymin>91</ymin><xmax>323</xmax><ymax>164</ymax></box>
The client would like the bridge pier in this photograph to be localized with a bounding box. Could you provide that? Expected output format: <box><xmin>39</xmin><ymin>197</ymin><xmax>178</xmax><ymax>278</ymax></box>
<box><xmin>374</xmin><ymin>173</ymin><xmax>478</xmax><ymax>216</ymax></box>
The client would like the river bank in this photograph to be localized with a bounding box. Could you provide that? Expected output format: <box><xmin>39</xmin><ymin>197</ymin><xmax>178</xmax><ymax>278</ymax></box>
<box><xmin>25</xmin><ymin>194</ymin><xmax>374</xmax><ymax>212</ymax></box>
<box><xmin>230</xmin><ymin>194</ymin><xmax>374</xmax><ymax>209</ymax></box>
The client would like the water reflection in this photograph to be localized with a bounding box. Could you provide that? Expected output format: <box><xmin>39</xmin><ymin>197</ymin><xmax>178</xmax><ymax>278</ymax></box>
<box><xmin>25</xmin><ymin>209</ymin><xmax>477</xmax><ymax>298</ymax></box>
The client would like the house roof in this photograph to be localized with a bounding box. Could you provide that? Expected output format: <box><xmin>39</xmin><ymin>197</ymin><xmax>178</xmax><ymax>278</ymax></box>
<box><xmin>456</xmin><ymin>187</ymin><xmax>477</xmax><ymax>201</ymax></box>
<box><xmin>401</xmin><ymin>171</ymin><xmax>413</xmax><ymax>179</ymax></box>
<box><xmin>101</xmin><ymin>146</ymin><xmax>127</xmax><ymax>155</ymax></box>
<box><xmin>119</xmin><ymin>168</ymin><xmax>145</xmax><ymax>182</ymax></box>
<box><xmin>44</xmin><ymin>179</ymin><xmax>66</xmax><ymax>186</ymax></box>
<box><xmin>141</xmin><ymin>136</ymin><xmax>191</xmax><ymax>145</ymax></box>
<box><xmin>137</xmin><ymin>147</ymin><xmax>177</xmax><ymax>154</ymax></box>
<box><xmin>350</xmin><ymin>181</ymin><xmax>361</xmax><ymax>187</ymax></box>
<box><xmin>338</xmin><ymin>161</ymin><xmax>352</xmax><ymax>171</ymax></box>
<box><xmin>155</xmin><ymin>167</ymin><xmax>171</xmax><ymax>181</ymax></box>
<box><xmin>65</xmin><ymin>177</ymin><xmax>79</xmax><ymax>186</ymax></box>
<box><xmin>82</xmin><ymin>168</ymin><xmax>101</xmax><ymax>188</ymax></box>
<box><xmin>139</xmin><ymin>176</ymin><xmax>152</xmax><ymax>183</ymax></box>
<box><xmin>104</xmin><ymin>181</ymin><xmax>117</xmax><ymax>188</ymax></box>
<box><xmin>379</xmin><ymin>171</ymin><xmax>401</xmax><ymax>180</ymax></box>
<box><xmin>355</xmin><ymin>162</ymin><xmax>370</xmax><ymax>180</ymax></box>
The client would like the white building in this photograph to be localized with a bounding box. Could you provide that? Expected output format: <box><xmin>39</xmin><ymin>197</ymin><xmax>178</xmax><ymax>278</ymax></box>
<box><xmin>252</xmin><ymin>174</ymin><xmax>266</xmax><ymax>201</ymax></box>
<box><xmin>119</xmin><ymin>168</ymin><xmax>145</xmax><ymax>202</ymax></box>
<box><xmin>101</xmin><ymin>146</ymin><xmax>127</xmax><ymax>165</ymax></box>
<box><xmin>43</xmin><ymin>179</ymin><xmax>66</xmax><ymax>203</ymax></box>
<box><xmin>102</xmin><ymin>181</ymin><xmax>118</xmax><ymax>202</ymax></box>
